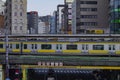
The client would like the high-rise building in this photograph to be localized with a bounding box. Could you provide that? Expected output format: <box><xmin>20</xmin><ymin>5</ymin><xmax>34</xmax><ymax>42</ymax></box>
<box><xmin>27</xmin><ymin>11</ymin><xmax>38</xmax><ymax>34</ymax></box>
<box><xmin>57</xmin><ymin>5</ymin><xmax>66</xmax><ymax>34</ymax></box>
<box><xmin>50</xmin><ymin>11</ymin><xmax>57</xmax><ymax>34</ymax></box>
<box><xmin>110</xmin><ymin>0</ymin><xmax>120</xmax><ymax>34</ymax></box>
<box><xmin>39</xmin><ymin>15</ymin><xmax>51</xmax><ymax>34</ymax></box>
<box><xmin>38</xmin><ymin>20</ymin><xmax>46</xmax><ymax>34</ymax></box>
<box><xmin>5</xmin><ymin>0</ymin><xmax>27</xmax><ymax>34</ymax></box>
<box><xmin>64</xmin><ymin>0</ymin><xmax>74</xmax><ymax>34</ymax></box>
<box><xmin>72</xmin><ymin>0</ymin><xmax>109</xmax><ymax>34</ymax></box>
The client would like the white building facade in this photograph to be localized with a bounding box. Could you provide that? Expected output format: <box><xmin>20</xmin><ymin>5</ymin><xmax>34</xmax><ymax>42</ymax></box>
<box><xmin>0</xmin><ymin>0</ymin><xmax>5</xmax><ymax>15</ymax></box>
<box><xmin>5</xmin><ymin>0</ymin><xmax>27</xmax><ymax>34</ymax></box>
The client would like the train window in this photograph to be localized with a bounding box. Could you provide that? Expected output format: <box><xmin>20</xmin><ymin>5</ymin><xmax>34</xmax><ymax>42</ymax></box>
<box><xmin>113</xmin><ymin>45</ymin><xmax>115</xmax><ymax>50</ymax></box>
<box><xmin>86</xmin><ymin>44</ymin><xmax>88</xmax><ymax>50</ymax></box>
<box><xmin>16</xmin><ymin>44</ymin><xmax>19</xmax><ymax>49</ymax></box>
<box><xmin>9</xmin><ymin>44</ymin><xmax>12</xmax><ymax>48</ymax></box>
<box><xmin>24</xmin><ymin>44</ymin><xmax>27</xmax><ymax>49</ymax></box>
<box><xmin>109</xmin><ymin>45</ymin><xmax>115</xmax><ymax>50</ymax></box>
<box><xmin>32</xmin><ymin>44</ymin><xmax>34</xmax><ymax>49</ymax></box>
<box><xmin>41</xmin><ymin>44</ymin><xmax>51</xmax><ymax>49</ymax></box>
<box><xmin>82</xmin><ymin>44</ymin><xmax>84</xmax><ymax>50</ymax></box>
<box><xmin>67</xmin><ymin>44</ymin><xmax>77</xmax><ymax>50</ymax></box>
<box><xmin>93</xmin><ymin>45</ymin><xmax>104</xmax><ymax>50</ymax></box>
<box><xmin>56</xmin><ymin>44</ymin><xmax>62</xmax><ymax>50</ymax></box>
<box><xmin>35</xmin><ymin>44</ymin><xmax>37</xmax><ymax>49</ymax></box>
<box><xmin>109</xmin><ymin>45</ymin><xmax>111</xmax><ymax>50</ymax></box>
<box><xmin>0</xmin><ymin>44</ymin><xmax>3</xmax><ymax>48</ymax></box>
<box><xmin>56</xmin><ymin>44</ymin><xmax>59</xmax><ymax>49</ymax></box>
<box><xmin>60</xmin><ymin>44</ymin><xmax>62</xmax><ymax>49</ymax></box>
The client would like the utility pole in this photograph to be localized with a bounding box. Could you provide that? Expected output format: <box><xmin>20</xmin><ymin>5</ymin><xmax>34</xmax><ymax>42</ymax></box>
<box><xmin>5</xmin><ymin>29</ymin><xmax>10</xmax><ymax>80</ymax></box>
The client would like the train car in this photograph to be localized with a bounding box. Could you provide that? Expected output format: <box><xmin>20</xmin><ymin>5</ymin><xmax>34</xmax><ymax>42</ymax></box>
<box><xmin>0</xmin><ymin>41</ymin><xmax>120</xmax><ymax>55</ymax></box>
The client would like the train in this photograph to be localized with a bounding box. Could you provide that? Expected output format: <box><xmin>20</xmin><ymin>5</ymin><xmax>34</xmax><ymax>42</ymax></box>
<box><xmin>0</xmin><ymin>40</ymin><xmax>120</xmax><ymax>55</ymax></box>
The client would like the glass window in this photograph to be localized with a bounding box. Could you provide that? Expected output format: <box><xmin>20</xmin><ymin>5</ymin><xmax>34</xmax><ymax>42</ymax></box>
<box><xmin>56</xmin><ymin>44</ymin><xmax>59</xmax><ymax>49</ymax></box>
<box><xmin>9</xmin><ymin>44</ymin><xmax>12</xmax><ymax>49</ymax></box>
<box><xmin>24</xmin><ymin>44</ymin><xmax>27</xmax><ymax>49</ymax></box>
<box><xmin>67</xmin><ymin>44</ymin><xmax>77</xmax><ymax>50</ymax></box>
<box><xmin>93</xmin><ymin>45</ymin><xmax>104</xmax><ymax>50</ymax></box>
<box><xmin>0</xmin><ymin>44</ymin><xmax>3</xmax><ymax>48</ymax></box>
<box><xmin>109</xmin><ymin>45</ymin><xmax>111</xmax><ymax>50</ymax></box>
<box><xmin>32</xmin><ymin>44</ymin><xmax>34</xmax><ymax>49</ymax></box>
<box><xmin>16</xmin><ymin>44</ymin><xmax>19</xmax><ymax>49</ymax></box>
<box><xmin>35</xmin><ymin>44</ymin><xmax>37</xmax><ymax>49</ymax></box>
<box><xmin>82</xmin><ymin>44</ymin><xmax>84</xmax><ymax>50</ymax></box>
<box><xmin>113</xmin><ymin>45</ymin><xmax>115</xmax><ymax>50</ymax></box>
<box><xmin>41</xmin><ymin>44</ymin><xmax>51</xmax><ymax>49</ymax></box>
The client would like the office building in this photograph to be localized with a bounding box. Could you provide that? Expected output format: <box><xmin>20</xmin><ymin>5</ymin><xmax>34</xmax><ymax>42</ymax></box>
<box><xmin>72</xmin><ymin>0</ymin><xmax>109</xmax><ymax>34</ymax></box>
<box><xmin>5</xmin><ymin>0</ymin><xmax>27</xmax><ymax>34</ymax></box>
<box><xmin>64</xmin><ymin>0</ymin><xmax>74</xmax><ymax>34</ymax></box>
<box><xmin>27</xmin><ymin>11</ymin><xmax>38</xmax><ymax>34</ymax></box>
<box><xmin>110</xmin><ymin>0</ymin><xmax>120</xmax><ymax>34</ymax></box>
<box><xmin>50</xmin><ymin>11</ymin><xmax>57</xmax><ymax>34</ymax></box>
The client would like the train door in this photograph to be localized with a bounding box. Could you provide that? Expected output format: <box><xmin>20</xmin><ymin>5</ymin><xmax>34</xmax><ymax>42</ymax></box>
<box><xmin>82</xmin><ymin>44</ymin><xmax>88</xmax><ymax>53</ymax></box>
<box><xmin>108</xmin><ymin>45</ymin><xmax>116</xmax><ymax>54</ymax></box>
<box><xmin>56</xmin><ymin>44</ymin><xmax>62</xmax><ymax>53</ymax></box>
<box><xmin>31</xmin><ymin>44</ymin><xmax>37</xmax><ymax>53</ymax></box>
<box><xmin>8</xmin><ymin>43</ymin><xmax>12</xmax><ymax>52</ymax></box>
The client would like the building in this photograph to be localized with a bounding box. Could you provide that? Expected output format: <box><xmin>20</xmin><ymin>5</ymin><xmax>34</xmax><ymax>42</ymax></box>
<box><xmin>110</xmin><ymin>0</ymin><xmax>120</xmax><ymax>34</ymax></box>
<box><xmin>0</xmin><ymin>0</ymin><xmax>5</xmax><ymax>15</ymax></box>
<box><xmin>64</xmin><ymin>0</ymin><xmax>74</xmax><ymax>34</ymax></box>
<box><xmin>38</xmin><ymin>20</ymin><xmax>46</xmax><ymax>34</ymax></box>
<box><xmin>72</xmin><ymin>0</ymin><xmax>109</xmax><ymax>34</ymax></box>
<box><xmin>50</xmin><ymin>11</ymin><xmax>57</xmax><ymax>34</ymax></box>
<box><xmin>0</xmin><ymin>15</ymin><xmax>4</xmax><ymax>34</ymax></box>
<box><xmin>5</xmin><ymin>0</ymin><xmax>27</xmax><ymax>34</ymax></box>
<box><xmin>57</xmin><ymin>5</ymin><xmax>66</xmax><ymax>34</ymax></box>
<box><xmin>27</xmin><ymin>11</ymin><xmax>38</xmax><ymax>34</ymax></box>
<box><xmin>39</xmin><ymin>15</ymin><xmax>51</xmax><ymax>34</ymax></box>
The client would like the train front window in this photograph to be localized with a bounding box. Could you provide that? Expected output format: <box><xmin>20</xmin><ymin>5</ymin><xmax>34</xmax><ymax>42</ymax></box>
<box><xmin>41</xmin><ymin>44</ymin><xmax>51</xmax><ymax>49</ymax></box>
<box><xmin>67</xmin><ymin>44</ymin><xmax>77</xmax><ymax>50</ymax></box>
<box><xmin>93</xmin><ymin>45</ymin><xmax>104</xmax><ymax>50</ymax></box>
<box><xmin>0</xmin><ymin>44</ymin><xmax>3</xmax><ymax>48</ymax></box>
<box><xmin>16</xmin><ymin>44</ymin><xmax>19</xmax><ymax>49</ymax></box>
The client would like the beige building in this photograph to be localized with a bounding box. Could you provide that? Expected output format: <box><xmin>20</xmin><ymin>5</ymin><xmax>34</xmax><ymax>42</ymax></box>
<box><xmin>5</xmin><ymin>0</ymin><xmax>27</xmax><ymax>34</ymax></box>
<box><xmin>72</xmin><ymin>0</ymin><xmax>109</xmax><ymax>34</ymax></box>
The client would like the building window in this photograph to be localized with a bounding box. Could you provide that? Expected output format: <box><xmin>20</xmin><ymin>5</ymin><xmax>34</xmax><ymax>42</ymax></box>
<box><xmin>14</xmin><ymin>26</ymin><xmax>17</xmax><ymax>30</ymax></box>
<box><xmin>80</xmin><ymin>1</ymin><xmax>97</xmax><ymax>4</ymax></box>
<box><xmin>80</xmin><ymin>8</ymin><xmax>97</xmax><ymax>12</ymax></box>
<box><xmin>20</xmin><ymin>12</ymin><xmax>22</xmax><ymax>16</ymax></box>
<box><xmin>14</xmin><ymin>12</ymin><xmax>17</xmax><ymax>16</ymax></box>
<box><xmin>14</xmin><ymin>4</ymin><xmax>18</xmax><ymax>9</ymax></box>
<box><xmin>20</xmin><ymin>26</ymin><xmax>22</xmax><ymax>30</ymax></box>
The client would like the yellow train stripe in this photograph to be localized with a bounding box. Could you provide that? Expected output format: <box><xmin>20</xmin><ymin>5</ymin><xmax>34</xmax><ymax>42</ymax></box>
<box><xmin>23</xmin><ymin>49</ymin><xmax>31</xmax><ymax>53</ymax></box>
<box><xmin>62</xmin><ymin>50</ymin><xmax>81</xmax><ymax>53</ymax></box>
<box><xmin>89</xmin><ymin>50</ymin><xmax>109</xmax><ymax>54</ymax></box>
<box><xmin>0</xmin><ymin>49</ymin><xmax>5</xmax><ymax>52</ymax></box>
<box><xmin>37</xmin><ymin>50</ymin><xmax>56</xmax><ymax>53</ymax></box>
<box><xmin>12</xmin><ymin>49</ymin><xmax>20</xmax><ymax>53</ymax></box>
